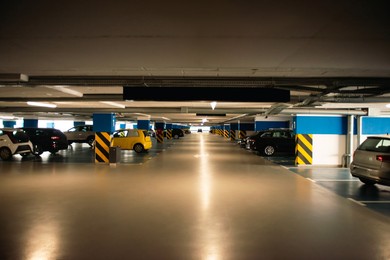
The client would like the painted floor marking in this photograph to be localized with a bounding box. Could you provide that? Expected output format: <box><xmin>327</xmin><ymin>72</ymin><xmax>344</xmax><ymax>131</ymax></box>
<box><xmin>311</xmin><ymin>179</ymin><xmax>360</xmax><ymax>182</ymax></box>
<box><xmin>348</xmin><ymin>198</ymin><xmax>366</xmax><ymax>206</ymax></box>
<box><xmin>359</xmin><ymin>201</ymin><xmax>390</xmax><ymax>204</ymax></box>
<box><xmin>306</xmin><ymin>178</ymin><xmax>316</xmax><ymax>183</ymax></box>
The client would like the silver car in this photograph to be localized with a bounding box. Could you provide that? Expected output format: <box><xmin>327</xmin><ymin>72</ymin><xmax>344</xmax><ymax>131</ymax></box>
<box><xmin>350</xmin><ymin>136</ymin><xmax>390</xmax><ymax>186</ymax></box>
<box><xmin>64</xmin><ymin>125</ymin><xmax>95</xmax><ymax>146</ymax></box>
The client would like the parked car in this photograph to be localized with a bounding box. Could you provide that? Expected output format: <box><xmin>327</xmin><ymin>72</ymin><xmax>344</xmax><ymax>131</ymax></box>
<box><xmin>111</xmin><ymin>129</ymin><xmax>152</xmax><ymax>153</ymax></box>
<box><xmin>350</xmin><ymin>136</ymin><xmax>390</xmax><ymax>186</ymax></box>
<box><xmin>20</xmin><ymin>127</ymin><xmax>68</xmax><ymax>155</ymax></box>
<box><xmin>0</xmin><ymin>128</ymin><xmax>33</xmax><ymax>160</ymax></box>
<box><xmin>64</xmin><ymin>125</ymin><xmax>95</xmax><ymax>146</ymax></box>
<box><xmin>172</xmin><ymin>129</ymin><xmax>184</xmax><ymax>139</ymax></box>
<box><xmin>247</xmin><ymin>129</ymin><xmax>295</xmax><ymax>156</ymax></box>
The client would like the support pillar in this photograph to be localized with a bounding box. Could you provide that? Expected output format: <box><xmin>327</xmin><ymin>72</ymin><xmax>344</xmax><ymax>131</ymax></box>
<box><xmin>93</xmin><ymin>113</ymin><xmax>116</xmax><ymax>164</ymax></box>
<box><xmin>155</xmin><ymin>122</ymin><xmax>165</xmax><ymax>143</ymax></box>
<box><xmin>223</xmin><ymin>124</ymin><xmax>230</xmax><ymax>139</ymax></box>
<box><xmin>137</xmin><ymin>118</ymin><xmax>150</xmax><ymax>130</ymax></box>
<box><xmin>344</xmin><ymin>115</ymin><xmax>354</xmax><ymax>167</ymax></box>
<box><xmin>3</xmin><ymin>120</ymin><xmax>16</xmax><ymax>128</ymax></box>
<box><xmin>23</xmin><ymin>119</ymin><xmax>38</xmax><ymax>128</ymax></box>
<box><xmin>166</xmin><ymin>123</ymin><xmax>173</xmax><ymax>140</ymax></box>
<box><xmin>230</xmin><ymin>123</ymin><xmax>239</xmax><ymax>141</ymax></box>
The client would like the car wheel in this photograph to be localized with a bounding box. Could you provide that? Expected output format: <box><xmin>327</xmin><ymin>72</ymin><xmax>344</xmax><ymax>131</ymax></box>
<box><xmin>0</xmin><ymin>147</ymin><xmax>12</xmax><ymax>160</ymax></box>
<box><xmin>33</xmin><ymin>144</ymin><xmax>43</xmax><ymax>156</ymax></box>
<box><xmin>263</xmin><ymin>145</ymin><xmax>275</xmax><ymax>156</ymax></box>
<box><xmin>174</xmin><ymin>134</ymin><xmax>179</xmax><ymax>139</ymax></box>
<box><xmin>87</xmin><ymin>136</ymin><xmax>95</xmax><ymax>147</ymax></box>
<box><xmin>133</xmin><ymin>143</ymin><xmax>144</xmax><ymax>153</ymax></box>
<box><xmin>359</xmin><ymin>178</ymin><xmax>376</xmax><ymax>185</ymax></box>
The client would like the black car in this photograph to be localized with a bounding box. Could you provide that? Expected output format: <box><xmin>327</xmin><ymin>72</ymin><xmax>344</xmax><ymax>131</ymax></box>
<box><xmin>172</xmin><ymin>129</ymin><xmax>184</xmax><ymax>139</ymax></box>
<box><xmin>247</xmin><ymin>129</ymin><xmax>295</xmax><ymax>156</ymax></box>
<box><xmin>20</xmin><ymin>128</ymin><xmax>68</xmax><ymax>155</ymax></box>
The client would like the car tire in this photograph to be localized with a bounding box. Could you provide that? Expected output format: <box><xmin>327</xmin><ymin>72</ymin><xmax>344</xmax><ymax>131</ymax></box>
<box><xmin>174</xmin><ymin>134</ymin><xmax>179</xmax><ymax>139</ymax></box>
<box><xmin>134</xmin><ymin>143</ymin><xmax>144</xmax><ymax>153</ymax></box>
<box><xmin>0</xmin><ymin>147</ymin><xmax>12</xmax><ymax>160</ymax></box>
<box><xmin>263</xmin><ymin>145</ymin><xmax>275</xmax><ymax>156</ymax></box>
<box><xmin>33</xmin><ymin>144</ymin><xmax>43</xmax><ymax>156</ymax></box>
<box><xmin>359</xmin><ymin>178</ymin><xmax>376</xmax><ymax>185</ymax></box>
<box><xmin>87</xmin><ymin>136</ymin><xmax>95</xmax><ymax>147</ymax></box>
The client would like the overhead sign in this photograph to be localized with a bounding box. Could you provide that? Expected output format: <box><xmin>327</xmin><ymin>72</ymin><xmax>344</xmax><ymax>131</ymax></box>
<box><xmin>123</xmin><ymin>87</ymin><xmax>290</xmax><ymax>102</ymax></box>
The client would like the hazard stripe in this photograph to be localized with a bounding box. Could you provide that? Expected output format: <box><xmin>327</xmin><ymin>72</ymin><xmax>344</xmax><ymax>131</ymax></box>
<box><xmin>295</xmin><ymin>134</ymin><xmax>313</xmax><ymax>165</ymax></box>
<box><xmin>166</xmin><ymin>130</ymin><xmax>172</xmax><ymax>139</ymax></box>
<box><xmin>297</xmin><ymin>145</ymin><xmax>312</xmax><ymax>164</ymax></box>
<box><xmin>95</xmin><ymin>132</ymin><xmax>110</xmax><ymax>163</ymax></box>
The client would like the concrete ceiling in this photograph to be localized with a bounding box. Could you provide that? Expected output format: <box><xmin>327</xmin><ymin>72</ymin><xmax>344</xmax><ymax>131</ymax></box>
<box><xmin>1</xmin><ymin>0</ymin><xmax>390</xmax><ymax>125</ymax></box>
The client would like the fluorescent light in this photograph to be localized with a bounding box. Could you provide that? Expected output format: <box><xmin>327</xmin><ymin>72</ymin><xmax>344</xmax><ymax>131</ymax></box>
<box><xmin>386</xmin><ymin>104</ymin><xmax>390</xmax><ymax>108</ymax></box>
<box><xmin>100</xmin><ymin>101</ymin><xmax>125</xmax><ymax>109</ymax></box>
<box><xmin>27</xmin><ymin>101</ymin><xmax>57</xmax><ymax>108</ymax></box>
<box><xmin>45</xmin><ymin>86</ymin><xmax>83</xmax><ymax>97</ymax></box>
<box><xmin>210</xmin><ymin>101</ymin><xmax>217</xmax><ymax>110</ymax></box>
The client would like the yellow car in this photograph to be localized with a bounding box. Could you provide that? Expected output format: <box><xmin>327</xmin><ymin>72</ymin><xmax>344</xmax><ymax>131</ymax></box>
<box><xmin>111</xmin><ymin>129</ymin><xmax>152</xmax><ymax>153</ymax></box>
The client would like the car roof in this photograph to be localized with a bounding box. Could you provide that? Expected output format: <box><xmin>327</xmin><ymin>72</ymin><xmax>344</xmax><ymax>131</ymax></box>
<box><xmin>366</xmin><ymin>136</ymin><xmax>390</xmax><ymax>140</ymax></box>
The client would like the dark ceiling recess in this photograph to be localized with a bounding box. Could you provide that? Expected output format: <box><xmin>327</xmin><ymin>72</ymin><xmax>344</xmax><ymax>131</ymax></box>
<box><xmin>123</xmin><ymin>87</ymin><xmax>290</xmax><ymax>102</ymax></box>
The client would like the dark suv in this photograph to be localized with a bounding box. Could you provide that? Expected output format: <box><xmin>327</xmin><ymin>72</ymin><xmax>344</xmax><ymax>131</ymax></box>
<box><xmin>20</xmin><ymin>128</ymin><xmax>68</xmax><ymax>155</ymax></box>
<box><xmin>350</xmin><ymin>136</ymin><xmax>390</xmax><ymax>186</ymax></box>
<box><xmin>247</xmin><ymin>129</ymin><xmax>295</xmax><ymax>156</ymax></box>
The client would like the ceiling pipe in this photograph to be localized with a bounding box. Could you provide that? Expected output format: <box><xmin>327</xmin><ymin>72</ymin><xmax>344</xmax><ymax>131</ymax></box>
<box><xmin>280</xmin><ymin>108</ymin><xmax>367</xmax><ymax>115</ymax></box>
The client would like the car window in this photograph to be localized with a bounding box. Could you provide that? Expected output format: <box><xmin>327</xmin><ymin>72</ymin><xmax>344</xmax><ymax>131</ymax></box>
<box><xmin>113</xmin><ymin>130</ymin><xmax>127</xmax><ymax>137</ymax></box>
<box><xmin>359</xmin><ymin>138</ymin><xmax>390</xmax><ymax>152</ymax></box>
<box><xmin>260</xmin><ymin>132</ymin><xmax>272</xmax><ymax>138</ymax></box>
<box><xmin>128</xmin><ymin>130</ymin><xmax>139</xmax><ymax>137</ymax></box>
<box><xmin>68</xmin><ymin>127</ymin><xmax>77</xmax><ymax>132</ymax></box>
<box><xmin>273</xmin><ymin>132</ymin><xmax>281</xmax><ymax>138</ymax></box>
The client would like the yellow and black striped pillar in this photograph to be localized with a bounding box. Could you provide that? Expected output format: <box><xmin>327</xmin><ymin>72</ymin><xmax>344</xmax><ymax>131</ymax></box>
<box><xmin>166</xmin><ymin>129</ymin><xmax>172</xmax><ymax>140</ymax></box>
<box><xmin>230</xmin><ymin>130</ymin><xmax>236</xmax><ymax>141</ymax></box>
<box><xmin>156</xmin><ymin>129</ymin><xmax>164</xmax><ymax>143</ymax></box>
<box><xmin>295</xmin><ymin>134</ymin><xmax>313</xmax><ymax>165</ymax></box>
<box><xmin>95</xmin><ymin>132</ymin><xmax>111</xmax><ymax>163</ymax></box>
<box><xmin>224</xmin><ymin>129</ymin><xmax>229</xmax><ymax>139</ymax></box>
<box><xmin>239</xmin><ymin>130</ymin><xmax>247</xmax><ymax>140</ymax></box>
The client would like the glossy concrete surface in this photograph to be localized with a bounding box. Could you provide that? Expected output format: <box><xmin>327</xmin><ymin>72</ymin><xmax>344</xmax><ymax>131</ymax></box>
<box><xmin>0</xmin><ymin>133</ymin><xmax>389</xmax><ymax>260</ymax></box>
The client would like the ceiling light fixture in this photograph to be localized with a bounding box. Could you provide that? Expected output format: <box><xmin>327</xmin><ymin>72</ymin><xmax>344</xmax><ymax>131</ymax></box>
<box><xmin>210</xmin><ymin>101</ymin><xmax>217</xmax><ymax>110</ymax></box>
<box><xmin>27</xmin><ymin>101</ymin><xmax>57</xmax><ymax>108</ymax></box>
<box><xmin>45</xmin><ymin>86</ymin><xmax>83</xmax><ymax>97</ymax></box>
<box><xmin>100</xmin><ymin>101</ymin><xmax>126</xmax><ymax>109</ymax></box>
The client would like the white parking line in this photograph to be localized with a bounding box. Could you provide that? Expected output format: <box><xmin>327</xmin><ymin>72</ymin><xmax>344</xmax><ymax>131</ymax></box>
<box><xmin>360</xmin><ymin>201</ymin><xmax>390</xmax><ymax>204</ymax></box>
<box><xmin>348</xmin><ymin>198</ymin><xmax>366</xmax><ymax>206</ymax></box>
<box><xmin>306</xmin><ymin>178</ymin><xmax>316</xmax><ymax>183</ymax></box>
<box><xmin>313</xmin><ymin>179</ymin><xmax>360</xmax><ymax>182</ymax></box>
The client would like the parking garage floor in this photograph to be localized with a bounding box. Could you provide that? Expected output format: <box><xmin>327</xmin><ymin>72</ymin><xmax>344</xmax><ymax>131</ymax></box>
<box><xmin>0</xmin><ymin>133</ymin><xmax>389</xmax><ymax>259</ymax></box>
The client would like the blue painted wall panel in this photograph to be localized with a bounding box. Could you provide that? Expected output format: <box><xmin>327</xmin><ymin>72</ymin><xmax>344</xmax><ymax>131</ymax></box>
<box><xmin>255</xmin><ymin>121</ymin><xmax>289</xmax><ymax>131</ymax></box>
<box><xmin>240</xmin><ymin>123</ymin><xmax>255</xmax><ymax>131</ymax></box>
<box><xmin>363</xmin><ymin>117</ymin><xmax>390</xmax><ymax>134</ymax></box>
<box><xmin>294</xmin><ymin>116</ymin><xmax>348</xmax><ymax>134</ymax></box>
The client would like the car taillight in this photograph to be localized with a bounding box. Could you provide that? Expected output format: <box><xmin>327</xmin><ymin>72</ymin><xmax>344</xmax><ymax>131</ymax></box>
<box><xmin>376</xmin><ymin>155</ymin><xmax>390</xmax><ymax>162</ymax></box>
<box><xmin>51</xmin><ymin>136</ymin><xmax>60</xmax><ymax>140</ymax></box>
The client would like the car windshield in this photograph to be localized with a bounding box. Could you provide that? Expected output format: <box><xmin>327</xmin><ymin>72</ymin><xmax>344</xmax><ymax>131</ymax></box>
<box><xmin>359</xmin><ymin>138</ymin><xmax>390</xmax><ymax>153</ymax></box>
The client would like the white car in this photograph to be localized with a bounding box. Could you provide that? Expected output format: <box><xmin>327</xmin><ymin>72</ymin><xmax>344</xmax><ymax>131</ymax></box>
<box><xmin>0</xmin><ymin>128</ymin><xmax>33</xmax><ymax>160</ymax></box>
